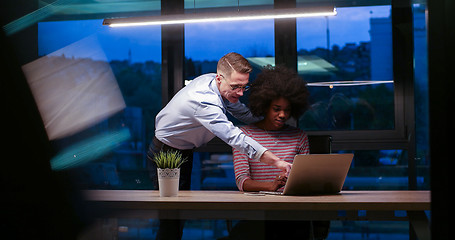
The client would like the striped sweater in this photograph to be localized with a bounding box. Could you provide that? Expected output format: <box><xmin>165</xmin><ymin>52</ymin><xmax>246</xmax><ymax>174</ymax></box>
<box><xmin>233</xmin><ymin>124</ymin><xmax>309</xmax><ymax>191</ymax></box>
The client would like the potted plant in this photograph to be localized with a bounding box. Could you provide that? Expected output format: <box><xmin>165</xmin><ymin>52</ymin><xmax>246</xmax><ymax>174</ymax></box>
<box><xmin>152</xmin><ymin>150</ymin><xmax>187</xmax><ymax>197</ymax></box>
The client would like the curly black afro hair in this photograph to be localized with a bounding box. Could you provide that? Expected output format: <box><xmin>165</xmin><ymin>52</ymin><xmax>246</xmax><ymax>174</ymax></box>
<box><xmin>248</xmin><ymin>65</ymin><xmax>310</xmax><ymax>119</ymax></box>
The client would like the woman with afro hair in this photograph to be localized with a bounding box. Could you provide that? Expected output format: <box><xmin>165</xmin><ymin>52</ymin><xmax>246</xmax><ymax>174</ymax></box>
<box><xmin>233</xmin><ymin>65</ymin><xmax>310</xmax><ymax>193</ymax></box>
<box><xmin>228</xmin><ymin>65</ymin><xmax>329</xmax><ymax>240</ymax></box>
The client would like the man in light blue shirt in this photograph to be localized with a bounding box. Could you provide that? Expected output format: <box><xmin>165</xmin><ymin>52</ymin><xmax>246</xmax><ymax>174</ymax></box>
<box><xmin>151</xmin><ymin>52</ymin><xmax>290</xmax><ymax>182</ymax></box>
<box><xmin>155</xmin><ymin>72</ymin><xmax>266</xmax><ymax>158</ymax></box>
<box><xmin>148</xmin><ymin>52</ymin><xmax>291</xmax><ymax>239</ymax></box>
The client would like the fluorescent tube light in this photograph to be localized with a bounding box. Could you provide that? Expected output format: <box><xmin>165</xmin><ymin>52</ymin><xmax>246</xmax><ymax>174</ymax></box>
<box><xmin>307</xmin><ymin>80</ymin><xmax>394</xmax><ymax>87</ymax></box>
<box><xmin>103</xmin><ymin>6</ymin><xmax>336</xmax><ymax>27</ymax></box>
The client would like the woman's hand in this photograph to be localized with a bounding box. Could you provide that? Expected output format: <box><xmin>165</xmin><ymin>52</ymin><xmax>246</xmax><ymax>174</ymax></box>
<box><xmin>270</xmin><ymin>173</ymin><xmax>288</xmax><ymax>191</ymax></box>
<box><xmin>242</xmin><ymin>173</ymin><xmax>288</xmax><ymax>192</ymax></box>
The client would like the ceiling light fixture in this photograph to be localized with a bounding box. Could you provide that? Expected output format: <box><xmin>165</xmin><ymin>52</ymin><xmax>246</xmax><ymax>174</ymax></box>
<box><xmin>103</xmin><ymin>6</ymin><xmax>336</xmax><ymax>27</ymax></box>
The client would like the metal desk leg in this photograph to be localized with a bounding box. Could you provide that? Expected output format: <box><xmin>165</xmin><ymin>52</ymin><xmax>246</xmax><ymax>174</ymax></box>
<box><xmin>408</xmin><ymin>211</ymin><xmax>430</xmax><ymax>240</ymax></box>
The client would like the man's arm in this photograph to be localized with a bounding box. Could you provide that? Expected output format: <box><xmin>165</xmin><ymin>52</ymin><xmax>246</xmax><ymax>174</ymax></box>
<box><xmin>225</xmin><ymin>100</ymin><xmax>263</xmax><ymax>124</ymax></box>
<box><xmin>195</xmin><ymin>101</ymin><xmax>290</xmax><ymax>173</ymax></box>
<box><xmin>195</xmin><ymin>101</ymin><xmax>266</xmax><ymax>159</ymax></box>
<box><xmin>259</xmin><ymin>150</ymin><xmax>292</xmax><ymax>176</ymax></box>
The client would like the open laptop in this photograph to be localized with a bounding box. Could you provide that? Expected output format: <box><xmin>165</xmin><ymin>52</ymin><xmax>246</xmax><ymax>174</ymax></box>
<box><xmin>260</xmin><ymin>153</ymin><xmax>354</xmax><ymax>196</ymax></box>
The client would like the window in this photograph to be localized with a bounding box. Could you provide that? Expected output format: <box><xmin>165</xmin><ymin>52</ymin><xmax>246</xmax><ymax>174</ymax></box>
<box><xmin>293</xmin><ymin>3</ymin><xmax>429</xmax><ymax>193</ymax></box>
<box><xmin>184</xmin><ymin>19</ymin><xmax>274</xmax><ymax>80</ymax></box>
<box><xmin>297</xmin><ymin>5</ymin><xmax>394</xmax><ymax>131</ymax></box>
<box><xmin>341</xmin><ymin>149</ymin><xmax>426</xmax><ymax>190</ymax></box>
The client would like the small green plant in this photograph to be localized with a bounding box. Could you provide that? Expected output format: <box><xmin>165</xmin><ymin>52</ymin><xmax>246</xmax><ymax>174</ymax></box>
<box><xmin>153</xmin><ymin>150</ymin><xmax>188</xmax><ymax>169</ymax></box>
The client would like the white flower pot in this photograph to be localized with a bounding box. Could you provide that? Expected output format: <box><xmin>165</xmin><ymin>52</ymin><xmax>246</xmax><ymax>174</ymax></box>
<box><xmin>157</xmin><ymin>168</ymin><xmax>180</xmax><ymax>197</ymax></box>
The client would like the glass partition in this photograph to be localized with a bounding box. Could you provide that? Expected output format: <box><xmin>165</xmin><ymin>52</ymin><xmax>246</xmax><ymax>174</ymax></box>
<box><xmin>37</xmin><ymin>19</ymin><xmax>162</xmax><ymax>189</ymax></box>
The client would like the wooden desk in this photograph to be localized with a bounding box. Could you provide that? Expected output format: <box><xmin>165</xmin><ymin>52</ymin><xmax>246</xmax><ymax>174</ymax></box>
<box><xmin>83</xmin><ymin>190</ymin><xmax>430</xmax><ymax>239</ymax></box>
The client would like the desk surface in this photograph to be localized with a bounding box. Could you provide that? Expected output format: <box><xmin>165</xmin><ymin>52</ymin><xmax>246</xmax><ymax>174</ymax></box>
<box><xmin>83</xmin><ymin>190</ymin><xmax>430</xmax><ymax>211</ymax></box>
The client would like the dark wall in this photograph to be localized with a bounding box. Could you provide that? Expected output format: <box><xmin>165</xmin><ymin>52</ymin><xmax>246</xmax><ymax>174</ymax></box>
<box><xmin>428</xmin><ymin>0</ymin><xmax>453</xmax><ymax>239</ymax></box>
<box><xmin>1</xmin><ymin>2</ymin><xmax>89</xmax><ymax>238</ymax></box>
<box><xmin>0</xmin><ymin>0</ymin><xmax>38</xmax><ymax>64</ymax></box>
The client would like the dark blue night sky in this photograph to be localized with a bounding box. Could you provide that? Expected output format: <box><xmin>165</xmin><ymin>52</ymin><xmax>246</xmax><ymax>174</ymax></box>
<box><xmin>38</xmin><ymin>6</ymin><xmax>390</xmax><ymax>63</ymax></box>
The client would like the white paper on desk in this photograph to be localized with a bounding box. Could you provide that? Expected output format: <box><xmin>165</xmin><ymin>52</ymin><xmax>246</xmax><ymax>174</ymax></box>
<box><xmin>22</xmin><ymin>35</ymin><xmax>125</xmax><ymax>140</ymax></box>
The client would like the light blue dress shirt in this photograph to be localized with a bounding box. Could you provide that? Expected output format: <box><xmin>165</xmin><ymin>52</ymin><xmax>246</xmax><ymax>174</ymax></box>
<box><xmin>155</xmin><ymin>73</ymin><xmax>266</xmax><ymax>160</ymax></box>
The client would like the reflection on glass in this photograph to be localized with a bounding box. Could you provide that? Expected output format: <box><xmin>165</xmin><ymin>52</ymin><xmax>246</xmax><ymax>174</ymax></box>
<box><xmin>297</xmin><ymin>5</ymin><xmax>394</xmax><ymax>131</ymax></box>
<box><xmin>37</xmin><ymin>19</ymin><xmax>162</xmax><ymax>189</ymax></box>
<box><xmin>23</xmin><ymin>35</ymin><xmax>126</xmax><ymax>140</ymax></box>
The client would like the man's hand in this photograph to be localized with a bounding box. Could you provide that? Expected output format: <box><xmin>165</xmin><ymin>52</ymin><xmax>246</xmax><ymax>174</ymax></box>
<box><xmin>275</xmin><ymin>160</ymin><xmax>292</xmax><ymax>176</ymax></box>
<box><xmin>259</xmin><ymin>150</ymin><xmax>292</xmax><ymax>176</ymax></box>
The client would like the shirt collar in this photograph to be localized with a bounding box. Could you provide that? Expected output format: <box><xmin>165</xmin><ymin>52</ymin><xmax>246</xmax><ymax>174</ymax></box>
<box><xmin>209</xmin><ymin>75</ymin><xmax>220</xmax><ymax>96</ymax></box>
<box><xmin>209</xmin><ymin>74</ymin><xmax>228</xmax><ymax>110</ymax></box>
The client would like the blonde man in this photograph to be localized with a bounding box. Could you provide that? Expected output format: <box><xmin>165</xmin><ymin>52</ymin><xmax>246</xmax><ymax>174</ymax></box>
<box><xmin>149</xmin><ymin>52</ymin><xmax>290</xmax><ymax>240</ymax></box>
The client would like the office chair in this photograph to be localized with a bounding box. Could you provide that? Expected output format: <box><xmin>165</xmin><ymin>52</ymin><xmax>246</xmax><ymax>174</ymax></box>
<box><xmin>308</xmin><ymin>135</ymin><xmax>332</xmax><ymax>154</ymax></box>
<box><xmin>307</xmin><ymin>135</ymin><xmax>332</xmax><ymax>240</ymax></box>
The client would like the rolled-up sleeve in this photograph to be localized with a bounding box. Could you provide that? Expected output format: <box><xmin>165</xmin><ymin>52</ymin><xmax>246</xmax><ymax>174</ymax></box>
<box><xmin>194</xmin><ymin>101</ymin><xmax>267</xmax><ymax>160</ymax></box>
<box><xmin>232</xmin><ymin>147</ymin><xmax>250</xmax><ymax>191</ymax></box>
